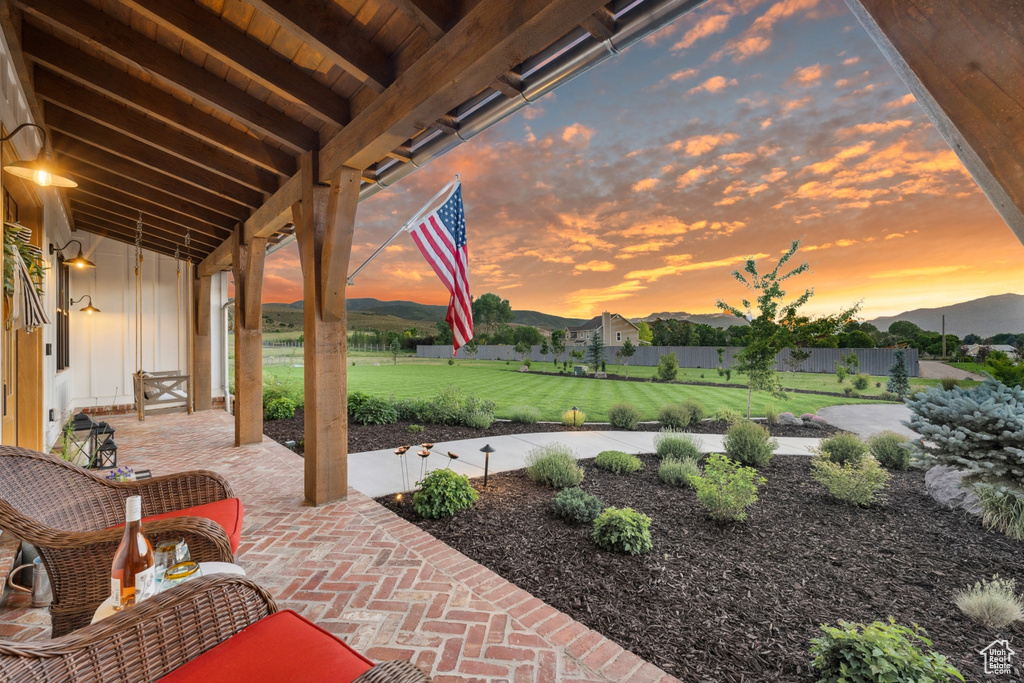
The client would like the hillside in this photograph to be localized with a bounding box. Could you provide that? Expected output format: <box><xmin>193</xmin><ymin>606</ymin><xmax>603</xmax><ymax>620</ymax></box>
<box><xmin>865</xmin><ymin>293</ymin><xmax>1024</xmax><ymax>337</ymax></box>
<box><xmin>265</xmin><ymin>297</ymin><xmax>584</xmax><ymax>332</ymax></box>
<box><xmin>633</xmin><ymin>311</ymin><xmax>748</xmax><ymax>329</ymax></box>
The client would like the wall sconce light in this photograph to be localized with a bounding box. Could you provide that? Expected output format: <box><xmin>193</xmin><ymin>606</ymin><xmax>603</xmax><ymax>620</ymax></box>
<box><xmin>1</xmin><ymin>123</ymin><xmax>76</xmax><ymax>188</ymax></box>
<box><xmin>71</xmin><ymin>295</ymin><xmax>100</xmax><ymax>314</ymax></box>
<box><xmin>49</xmin><ymin>239</ymin><xmax>95</xmax><ymax>268</ymax></box>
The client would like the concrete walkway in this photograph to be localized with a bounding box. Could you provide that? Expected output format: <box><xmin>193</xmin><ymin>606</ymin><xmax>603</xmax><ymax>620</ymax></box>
<box><xmin>818</xmin><ymin>404</ymin><xmax>915</xmax><ymax>439</ymax></box>
<box><xmin>349</xmin><ymin>431</ymin><xmax>824</xmax><ymax>497</ymax></box>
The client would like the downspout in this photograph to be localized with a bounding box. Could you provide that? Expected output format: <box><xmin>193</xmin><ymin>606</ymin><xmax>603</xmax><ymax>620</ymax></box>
<box><xmin>222</xmin><ymin>299</ymin><xmax>233</xmax><ymax>414</ymax></box>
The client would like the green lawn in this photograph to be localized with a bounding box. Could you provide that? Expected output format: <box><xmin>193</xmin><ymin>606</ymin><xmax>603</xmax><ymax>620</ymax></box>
<box><xmin>255</xmin><ymin>360</ymin><xmax>883</xmax><ymax>421</ymax></box>
<box><xmin>944</xmin><ymin>361</ymin><xmax>988</xmax><ymax>375</ymax></box>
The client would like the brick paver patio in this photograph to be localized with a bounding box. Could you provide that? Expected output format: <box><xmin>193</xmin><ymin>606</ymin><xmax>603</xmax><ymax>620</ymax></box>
<box><xmin>0</xmin><ymin>410</ymin><xmax>678</xmax><ymax>682</ymax></box>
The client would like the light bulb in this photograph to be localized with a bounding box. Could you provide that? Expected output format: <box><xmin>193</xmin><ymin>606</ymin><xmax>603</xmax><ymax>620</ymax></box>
<box><xmin>76</xmin><ymin>262</ymin><xmax>83</xmax><ymax>268</ymax></box>
<box><xmin>33</xmin><ymin>169</ymin><xmax>52</xmax><ymax>187</ymax></box>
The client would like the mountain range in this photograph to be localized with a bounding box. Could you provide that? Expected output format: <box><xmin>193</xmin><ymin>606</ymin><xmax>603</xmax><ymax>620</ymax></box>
<box><xmin>262</xmin><ymin>293</ymin><xmax>1024</xmax><ymax>338</ymax></box>
<box><xmin>864</xmin><ymin>293</ymin><xmax>1024</xmax><ymax>337</ymax></box>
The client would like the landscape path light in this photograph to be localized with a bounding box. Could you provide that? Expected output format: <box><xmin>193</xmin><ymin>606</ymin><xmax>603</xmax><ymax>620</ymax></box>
<box><xmin>479</xmin><ymin>444</ymin><xmax>495</xmax><ymax>487</ymax></box>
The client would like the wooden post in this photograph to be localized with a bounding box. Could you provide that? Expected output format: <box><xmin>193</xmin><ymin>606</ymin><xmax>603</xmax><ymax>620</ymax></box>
<box><xmin>192</xmin><ymin>272</ymin><xmax>212</xmax><ymax>411</ymax></box>
<box><xmin>845</xmin><ymin>0</ymin><xmax>1024</xmax><ymax>243</ymax></box>
<box><xmin>293</xmin><ymin>152</ymin><xmax>358</xmax><ymax>505</ymax></box>
<box><xmin>231</xmin><ymin>224</ymin><xmax>266</xmax><ymax>445</ymax></box>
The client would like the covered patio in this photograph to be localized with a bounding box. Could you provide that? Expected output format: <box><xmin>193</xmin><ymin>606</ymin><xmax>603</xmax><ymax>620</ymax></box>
<box><xmin>0</xmin><ymin>410</ymin><xmax>678</xmax><ymax>682</ymax></box>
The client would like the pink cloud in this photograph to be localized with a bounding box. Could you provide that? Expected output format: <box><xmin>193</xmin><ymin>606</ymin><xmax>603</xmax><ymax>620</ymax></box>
<box><xmin>687</xmin><ymin>75</ymin><xmax>739</xmax><ymax>95</ymax></box>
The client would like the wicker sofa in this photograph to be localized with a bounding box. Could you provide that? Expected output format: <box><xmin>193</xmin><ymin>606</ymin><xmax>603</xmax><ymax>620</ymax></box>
<box><xmin>0</xmin><ymin>575</ymin><xmax>431</xmax><ymax>682</ymax></box>
<box><xmin>0</xmin><ymin>445</ymin><xmax>240</xmax><ymax>636</ymax></box>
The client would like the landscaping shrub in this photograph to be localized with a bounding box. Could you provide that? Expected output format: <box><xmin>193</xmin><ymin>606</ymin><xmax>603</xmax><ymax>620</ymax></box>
<box><xmin>608</xmin><ymin>403</ymin><xmax>641</xmax><ymax>430</ymax></box>
<box><xmin>843</xmin><ymin>387</ymin><xmax>856</xmax><ymax>397</ymax></box>
<box><xmin>423</xmin><ymin>385</ymin><xmax>464</xmax><ymax>425</ymax></box>
<box><xmin>463</xmin><ymin>408</ymin><xmax>494</xmax><ymax>430</ymax></box>
<box><xmin>868</xmin><ymin>430</ymin><xmax>911</xmax><ymax>470</ymax></box>
<box><xmin>654</xmin><ymin>431</ymin><xmax>703</xmax><ymax>461</ymax></box>
<box><xmin>976</xmin><ymin>486</ymin><xmax>1024</xmax><ymax>541</ymax></box>
<box><xmin>560</xmin><ymin>408</ymin><xmax>586</xmax><ymax>428</ymax></box>
<box><xmin>659</xmin><ymin>457</ymin><xmax>702</xmax><ymax>488</ymax></box>
<box><xmin>525</xmin><ymin>443</ymin><xmax>584</xmax><ymax>488</ymax></box>
<box><xmin>407</xmin><ymin>424</ymin><xmax>425</xmax><ymax>434</ymax></box>
<box><xmin>811</xmin><ymin>455</ymin><xmax>890</xmax><ymax>506</ymax></box>
<box><xmin>906</xmin><ymin>378</ymin><xmax>1024</xmax><ymax>502</ymax></box>
<box><xmin>351</xmin><ymin>395</ymin><xmax>399</xmax><ymax>425</ymax></box>
<box><xmin>715</xmin><ymin>407</ymin><xmax>742</xmax><ymax>425</ymax></box>
<box><xmin>656</xmin><ymin>353</ymin><xmax>678</xmax><ymax>381</ymax></box>
<box><xmin>692</xmin><ymin>454</ymin><xmax>765</xmax><ymax>523</ymax></box>
<box><xmin>723</xmin><ymin>420</ymin><xmax>777</xmax><ymax>468</ymax></box>
<box><xmin>507</xmin><ymin>404</ymin><xmax>541</xmax><ymax>424</ymax></box>
<box><xmin>954</xmin><ymin>575</ymin><xmax>1024</xmax><ymax>628</ymax></box>
<box><xmin>763</xmin><ymin>403</ymin><xmax>779</xmax><ymax>425</ymax></box>
<box><xmin>594</xmin><ymin>450</ymin><xmax>643</xmax><ymax>474</ymax></box>
<box><xmin>809</xmin><ymin>619</ymin><xmax>963</xmax><ymax>683</ymax></box>
<box><xmin>887</xmin><ymin>349</ymin><xmax>911</xmax><ymax>398</ymax></box>
<box><xmin>681</xmin><ymin>398</ymin><xmax>706</xmax><ymax>424</ymax></box>
<box><xmin>347</xmin><ymin>391</ymin><xmax>369</xmax><ymax>416</ymax></box>
<box><xmin>552</xmin><ymin>487</ymin><xmax>604</xmax><ymax>525</ymax></box>
<box><xmin>878</xmin><ymin>391</ymin><xmax>900</xmax><ymax>402</ymax></box>
<box><xmin>940</xmin><ymin>377</ymin><xmax>961</xmax><ymax>391</ymax></box>
<box><xmin>853</xmin><ymin>374</ymin><xmax>870</xmax><ymax>391</ymax></box>
<box><xmin>592</xmin><ymin>507</ymin><xmax>652</xmax><ymax>555</ymax></box>
<box><xmin>413</xmin><ymin>469</ymin><xmax>479</xmax><ymax>519</ymax></box>
<box><xmin>392</xmin><ymin>397</ymin><xmax>428</xmax><ymax>421</ymax></box>
<box><xmin>264</xmin><ymin>396</ymin><xmax>296</xmax><ymax>420</ymax></box>
<box><xmin>816</xmin><ymin>432</ymin><xmax>868</xmax><ymax>466</ymax></box>
<box><xmin>835</xmin><ymin>365</ymin><xmax>848</xmax><ymax>384</ymax></box>
<box><xmin>658</xmin><ymin>404</ymin><xmax>689</xmax><ymax>429</ymax></box>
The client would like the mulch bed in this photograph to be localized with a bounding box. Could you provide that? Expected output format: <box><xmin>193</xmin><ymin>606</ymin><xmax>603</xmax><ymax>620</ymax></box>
<box><xmin>263</xmin><ymin>410</ymin><xmax>842</xmax><ymax>455</ymax></box>
<box><xmin>376</xmin><ymin>455</ymin><xmax>1023</xmax><ymax>681</ymax></box>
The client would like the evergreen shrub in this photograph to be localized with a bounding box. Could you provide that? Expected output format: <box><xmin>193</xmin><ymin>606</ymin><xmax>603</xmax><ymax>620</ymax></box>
<box><xmin>552</xmin><ymin>487</ymin><xmax>604</xmax><ymax>525</ymax></box>
<box><xmin>608</xmin><ymin>403</ymin><xmax>641</xmax><ymax>430</ymax></box>
<box><xmin>723</xmin><ymin>420</ymin><xmax>777</xmax><ymax>467</ymax></box>
<box><xmin>594</xmin><ymin>450</ymin><xmax>643</xmax><ymax>474</ymax></box>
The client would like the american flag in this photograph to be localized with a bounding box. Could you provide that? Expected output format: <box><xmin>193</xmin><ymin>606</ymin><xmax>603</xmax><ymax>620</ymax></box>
<box><xmin>408</xmin><ymin>181</ymin><xmax>473</xmax><ymax>355</ymax></box>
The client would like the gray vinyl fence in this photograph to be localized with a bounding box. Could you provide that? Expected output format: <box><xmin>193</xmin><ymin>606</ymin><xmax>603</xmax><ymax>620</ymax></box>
<box><xmin>417</xmin><ymin>345</ymin><xmax>919</xmax><ymax>377</ymax></box>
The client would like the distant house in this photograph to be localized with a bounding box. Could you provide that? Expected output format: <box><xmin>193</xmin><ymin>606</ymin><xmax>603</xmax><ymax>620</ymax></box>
<box><xmin>961</xmin><ymin>344</ymin><xmax>1018</xmax><ymax>360</ymax></box>
<box><xmin>564</xmin><ymin>312</ymin><xmax>640</xmax><ymax>347</ymax></box>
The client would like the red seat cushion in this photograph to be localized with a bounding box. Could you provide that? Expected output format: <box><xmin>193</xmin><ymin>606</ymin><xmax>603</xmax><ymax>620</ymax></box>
<box><xmin>142</xmin><ymin>498</ymin><xmax>243</xmax><ymax>554</ymax></box>
<box><xmin>157</xmin><ymin>610</ymin><xmax>374</xmax><ymax>683</ymax></box>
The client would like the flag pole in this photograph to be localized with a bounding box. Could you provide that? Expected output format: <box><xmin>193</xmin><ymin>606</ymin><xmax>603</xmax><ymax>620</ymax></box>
<box><xmin>347</xmin><ymin>175</ymin><xmax>460</xmax><ymax>285</ymax></box>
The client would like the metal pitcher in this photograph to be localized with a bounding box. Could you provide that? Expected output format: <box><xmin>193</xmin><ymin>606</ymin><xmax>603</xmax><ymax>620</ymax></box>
<box><xmin>7</xmin><ymin>555</ymin><xmax>52</xmax><ymax>608</ymax></box>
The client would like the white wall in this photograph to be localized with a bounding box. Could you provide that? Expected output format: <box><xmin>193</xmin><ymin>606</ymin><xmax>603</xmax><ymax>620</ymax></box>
<box><xmin>67</xmin><ymin>235</ymin><xmax>227</xmax><ymax>413</ymax></box>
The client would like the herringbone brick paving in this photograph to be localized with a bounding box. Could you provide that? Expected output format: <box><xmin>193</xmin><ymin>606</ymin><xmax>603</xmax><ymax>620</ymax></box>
<box><xmin>0</xmin><ymin>410</ymin><xmax>678</xmax><ymax>683</ymax></box>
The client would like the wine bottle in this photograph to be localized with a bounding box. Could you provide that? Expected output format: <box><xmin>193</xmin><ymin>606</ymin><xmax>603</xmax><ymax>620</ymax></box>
<box><xmin>110</xmin><ymin>495</ymin><xmax>155</xmax><ymax>610</ymax></box>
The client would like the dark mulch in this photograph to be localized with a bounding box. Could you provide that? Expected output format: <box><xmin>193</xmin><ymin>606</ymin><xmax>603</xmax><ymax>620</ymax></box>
<box><xmin>376</xmin><ymin>455</ymin><xmax>1023</xmax><ymax>682</ymax></box>
<box><xmin>263</xmin><ymin>410</ymin><xmax>841</xmax><ymax>455</ymax></box>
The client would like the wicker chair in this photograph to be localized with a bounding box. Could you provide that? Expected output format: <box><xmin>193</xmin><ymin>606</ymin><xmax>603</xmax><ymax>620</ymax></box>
<box><xmin>0</xmin><ymin>445</ymin><xmax>237</xmax><ymax>637</ymax></box>
<box><xmin>0</xmin><ymin>575</ymin><xmax>431</xmax><ymax>682</ymax></box>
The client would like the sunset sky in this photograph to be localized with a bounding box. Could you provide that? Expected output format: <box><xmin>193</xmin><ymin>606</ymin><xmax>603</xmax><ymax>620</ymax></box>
<box><xmin>260</xmin><ymin>0</ymin><xmax>1024</xmax><ymax>321</ymax></box>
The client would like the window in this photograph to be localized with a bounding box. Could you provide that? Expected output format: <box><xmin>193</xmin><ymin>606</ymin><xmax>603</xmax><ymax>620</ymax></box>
<box><xmin>56</xmin><ymin>256</ymin><xmax>69</xmax><ymax>371</ymax></box>
<box><xmin>616</xmin><ymin>331</ymin><xmax>621</xmax><ymax>342</ymax></box>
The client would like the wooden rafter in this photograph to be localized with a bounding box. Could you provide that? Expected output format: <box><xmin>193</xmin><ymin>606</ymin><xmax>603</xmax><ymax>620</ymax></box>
<box><xmin>246</xmin><ymin>0</ymin><xmax>394</xmax><ymax>93</ymax></box>
<box><xmin>318</xmin><ymin>0</ymin><xmax>612</xmax><ymax>176</ymax></box>
<box><xmin>118</xmin><ymin>0</ymin><xmax>350</xmax><ymax>128</ymax></box>
<box><xmin>388</xmin><ymin>0</ymin><xmax>459</xmax><ymax>40</ymax></box>
<box><xmin>581</xmin><ymin>6</ymin><xmax>616</xmax><ymax>41</ymax></box>
<box><xmin>68</xmin><ymin>202</ymin><xmax>221</xmax><ymax>250</ymax></box>
<box><xmin>16</xmin><ymin>0</ymin><xmax>318</xmax><ymax>152</ymax></box>
<box><xmin>34</xmin><ymin>69</ymin><xmax>281</xmax><ymax>195</ymax></box>
<box><xmin>73</xmin><ymin>217</ymin><xmax>204</xmax><ymax>259</ymax></box>
<box><xmin>51</xmin><ymin>133</ymin><xmax>252</xmax><ymax>224</ymax></box>
<box><xmin>45</xmin><ymin>104</ymin><xmax>266</xmax><ymax>210</ymax></box>
<box><xmin>21</xmin><ymin>25</ymin><xmax>296</xmax><ymax>176</ymax></box>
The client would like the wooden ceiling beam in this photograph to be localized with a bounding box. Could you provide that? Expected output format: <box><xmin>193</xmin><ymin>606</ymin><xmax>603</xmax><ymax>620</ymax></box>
<box><xmin>388</xmin><ymin>0</ymin><xmax>459</xmax><ymax>40</ymax></box>
<box><xmin>70</xmin><ymin>193</ymin><xmax>224</xmax><ymax>246</ymax></box>
<box><xmin>16</xmin><ymin>0</ymin><xmax>317</xmax><ymax>152</ymax></box>
<box><xmin>581</xmin><ymin>6</ymin><xmax>616</xmax><ymax>41</ymax></box>
<box><xmin>50</xmin><ymin>131</ymin><xmax>254</xmax><ymax>223</ymax></box>
<box><xmin>74</xmin><ymin>217</ymin><xmax>203</xmax><ymax>259</ymax></box>
<box><xmin>492</xmin><ymin>71</ymin><xmax>523</xmax><ymax>98</ymax></box>
<box><xmin>65</xmin><ymin>169</ymin><xmax>235</xmax><ymax>240</ymax></box>
<box><xmin>21</xmin><ymin>25</ymin><xmax>296</xmax><ymax>176</ymax></box>
<box><xmin>46</xmin><ymin>104</ymin><xmax>264</xmax><ymax>210</ymax></box>
<box><xmin>69</xmin><ymin>201</ymin><xmax>221</xmax><ymax>250</ymax></box>
<box><xmin>119</xmin><ymin>0</ymin><xmax>350</xmax><ymax>128</ymax></box>
<box><xmin>318</xmin><ymin>0</ymin><xmax>612</xmax><ymax>176</ymax></box>
<box><xmin>35</xmin><ymin>69</ymin><xmax>281</xmax><ymax>196</ymax></box>
<box><xmin>246</xmin><ymin>0</ymin><xmax>394</xmax><ymax>93</ymax></box>
<box><xmin>197</xmin><ymin>231</ymin><xmax>237</xmax><ymax>278</ymax></box>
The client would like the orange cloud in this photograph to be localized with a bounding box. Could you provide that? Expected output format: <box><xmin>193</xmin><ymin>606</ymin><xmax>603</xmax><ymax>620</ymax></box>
<box><xmin>836</xmin><ymin>120</ymin><xmax>913</xmax><ymax>138</ymax></box>
<box><xmin>669</xmin><ymin>68</ymin><xmax>699</xmax><ymax>82</ymax></box>
<box><xmin>721</xmin><ymin>0</ymin><xmax>821</xmax><ymax>61</ymax></box>
<box><xmin>842</xmin><ymin>56</ymin><xmax>860</xmax><ymax>65</ymax></box>
<box><xmin>632</xmin><ymin>177</ymin><xmax>661</xmax><ymax>192</ymax></box>
<box><xmin>884</xmin><ymin>93</ymin><xmax>917</xmax><ymax>110</ymax></box>
<box><xmin>671</xmin><ymin>134</ymin><xmax>739</xmax><ymax>156</ymax></box>
<box><xmin>625</xmin><ymin>252</ymin><xmax>768</xmax><ymax>282</ymax></box>
<box><xmin>791</xmin><ymin>63</ymin><xmax>827</xmax><ymax>86</ymax></box>
<box><xmin>673</xmin><ymin>12</ymin><xmax>733</xmax><ymax>50</ymax></box>
<box><xmin>687</xmin><ymin>76</ymin><xmax>739</xmax><ymax>95</ymax></box>
<box><xmin>676</xmin><ymin>164</ymin><xmax>719</xmax><ymax>187</ymax></box>
<box><xmin>780</xmin><ymin>97</ymin><xmax>811</xmax><ymax>114</ymax></box>
<box><xmin>574</xmin><ymin>260</ymin><xmax>616</xmax><ymax>273</ymax></box>
<box><xmin>562</xmin><ymin>123</ymin><xmax>595</xmax><ymax>145</ymax></box>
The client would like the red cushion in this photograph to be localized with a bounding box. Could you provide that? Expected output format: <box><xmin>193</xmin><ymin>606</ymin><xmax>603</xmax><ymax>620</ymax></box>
<box><xmin>142</xmin><ymin>498</ymin><xmax>244</xmax><ymax>554</ymax></box>
<box><xmin>157</xmin><ymin>610</ymin><xmax>374</xmax><ymax>683</ymax></box>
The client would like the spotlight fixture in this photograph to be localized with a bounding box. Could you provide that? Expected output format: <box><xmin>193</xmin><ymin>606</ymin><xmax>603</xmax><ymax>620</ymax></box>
<box><xmin>49</xmin><ymin>239</ymin><xmax>95</xmax><ymax>268</ymax></box>
<box><xmin>1</xmin><ymin>123</ymin><xmax>76</xmax><ymax>188</ymax></box>
<box><xmin>71</xmin><ymin>295</ymin><xmax>100</xmax><ymax>314</ymax></box>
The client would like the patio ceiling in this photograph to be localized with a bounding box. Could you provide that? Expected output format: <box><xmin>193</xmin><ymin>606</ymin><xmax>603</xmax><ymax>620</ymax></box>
<box><xmin>2</xmin><ymin>0</ymin><xmax>702</xmax><ymax>263</ymax></box>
